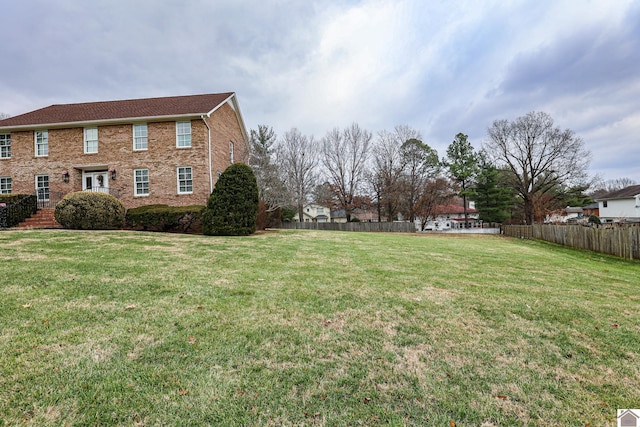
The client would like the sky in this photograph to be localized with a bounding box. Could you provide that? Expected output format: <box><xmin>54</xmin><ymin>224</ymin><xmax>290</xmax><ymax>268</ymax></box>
<box><xmin>1</xmin><ymin>0</ymin><xmax>639</xmax><ymax>184</ymax></box>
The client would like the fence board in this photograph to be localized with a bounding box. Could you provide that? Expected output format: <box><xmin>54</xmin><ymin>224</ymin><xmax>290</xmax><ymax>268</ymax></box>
<box><xmin>502</xmin><ymin>224</ymin><xmax>640</xmax><ymax>261</ymax></box>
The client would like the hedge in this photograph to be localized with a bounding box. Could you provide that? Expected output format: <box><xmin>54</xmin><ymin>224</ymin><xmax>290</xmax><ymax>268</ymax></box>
<box><xmin>125</xmin><ymin>204</ymin><xmax>205</xmax><ymax>233</ymax></box>
<box><xmin>0</xmin><ymin>195</ymin><xmax>37</xmax><ymax>228</ymax></box>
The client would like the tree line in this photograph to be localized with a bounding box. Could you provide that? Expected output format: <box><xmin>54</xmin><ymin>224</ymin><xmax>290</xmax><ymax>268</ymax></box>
<box><xmin>249</xmin><ymin>111</ymin><xmax>634</xmax><ymax>227</ymax></box>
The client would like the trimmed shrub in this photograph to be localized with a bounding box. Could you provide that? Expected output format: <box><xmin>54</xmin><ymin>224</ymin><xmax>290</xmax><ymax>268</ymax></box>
<box><xmin>0</xmin><ymin>194</ymin><xmax>37</xmax><ymax>228</ymax></box>
<box><xmin>54</xmin><ymin>192</ymin><xmax>125</xmax><ymax>230</ymax></box>
<box><xmin>203</xmin><ymin>163</ymin><xmax>259</xmax><ymax>236</ymax></box>
<box><xmin>126</xmin><ymin>204</ymin><xmax>205</xmax><ymax>233</ymax></box>
<box><xmin>588</xmin><ymin>214</ymin><xmax>601</xmax><ymax>225</ymax></box>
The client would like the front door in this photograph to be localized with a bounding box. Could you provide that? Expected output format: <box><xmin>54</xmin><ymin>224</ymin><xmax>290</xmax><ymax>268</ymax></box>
<box><xmin>83</xmin><ymin>171</ymin><xmax>109</xmax><ymax>193</ymax></box>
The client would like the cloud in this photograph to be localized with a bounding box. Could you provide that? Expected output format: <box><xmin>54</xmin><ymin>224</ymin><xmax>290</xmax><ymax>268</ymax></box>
<box><xmin>0</xmin><ymin>0</ymin><xmax>638</xmax><ymax>183</ymax></box>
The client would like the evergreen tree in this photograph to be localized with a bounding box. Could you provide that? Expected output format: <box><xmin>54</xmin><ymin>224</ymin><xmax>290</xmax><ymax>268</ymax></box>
<box><xmin>473</xmin><ymin>156</ymin><xmax>513</xmax><ymax>223</ymax></box>
<box><xmin>443</xmin><ymin>133</ymin><xmax>479</xmax><ymax>227</ymax></box>
<box><xmin>203</xmin><ymin>163</ymin><xmax>259</xmax><ymax>236</ymax></box>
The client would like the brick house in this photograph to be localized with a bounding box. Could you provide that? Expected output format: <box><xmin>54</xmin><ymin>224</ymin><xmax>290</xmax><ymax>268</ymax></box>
<box><xmin>0</xmin><ymin>92</ymin><xmax>248</xmax><ymax>209</ymax></box>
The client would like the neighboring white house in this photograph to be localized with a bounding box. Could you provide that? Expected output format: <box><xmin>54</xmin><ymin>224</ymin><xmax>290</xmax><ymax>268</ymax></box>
<box><xmin>294</xmin><ymin>204</ymin><xmax>331</xmax><ymax>223</ymax></box>
<box><xmin>419</xmin><ymin>203</ymin><xmax>481</xmax><ymax>231</ymax></box>
<box><xmin>596</xmin><ymin>184</ymin><xmax>640</xmax><ymax>223</ymax></box>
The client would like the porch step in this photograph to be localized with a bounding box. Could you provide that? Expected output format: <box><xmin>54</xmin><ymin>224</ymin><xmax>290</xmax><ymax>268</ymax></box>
<box><xmin>18</xmin><ymin>209</ymin><xmax>62</xmax><ymax>229</ymax></box>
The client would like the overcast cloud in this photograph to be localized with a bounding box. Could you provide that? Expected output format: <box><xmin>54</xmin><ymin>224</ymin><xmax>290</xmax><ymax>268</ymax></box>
<box><xmin>1</xmin><ymin>0</ymin><xmax>638</xmax><ymax>183</ymax></box>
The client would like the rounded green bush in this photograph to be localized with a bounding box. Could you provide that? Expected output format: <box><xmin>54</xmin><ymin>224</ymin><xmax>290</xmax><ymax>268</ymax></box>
<box><xmin>54</xmin><ymin>191</ymin><xmax>126</xmax><ymax>230</ymax></box>
<box><xmin>203</xmin><ymin>163</ymin><xmax>259</xmax><ymax>236</ymax></box>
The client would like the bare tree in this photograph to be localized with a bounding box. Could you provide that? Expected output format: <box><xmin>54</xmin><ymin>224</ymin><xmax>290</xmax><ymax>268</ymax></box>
<box><xmin>249</xmin><ymin>125</ymin><xmax>289</xmax><ymax>211</ymax></box>
<box><xmin>590</xmin><ymin>177</ymin><xmax>637</xmax><ymax>198</ymax></box>
<box><xmin>415</xmin><ymin>177</ymin><xmax>456</xmax><ymax>230</ymax></box>
<box><xmin>277</xmin><ymin>128</ymin><xmax>319</xmax><ymax>221</ymax></box>
<box><xmin>369</xmin><ymin>128</ymin><xmax>406</xmax><ymax>221</ymax></box>
<box><xmin>400</xmin><ymin>138</ymin><xmax>439</xmax><ymax>222</ymax></box>
<box><xmin>0</xmin><ymin>113</ymin><xmax>10</xmax><ymax>120</ymax></box>
<box><xmin>485</xmin><ymin>111</ymin><xmax>591</xmax><ymax>225</ymax></box>
<box><xmin>321</xmin><ymin>123</ymin><xmax>371</xmax><ymax>221</ymax></box>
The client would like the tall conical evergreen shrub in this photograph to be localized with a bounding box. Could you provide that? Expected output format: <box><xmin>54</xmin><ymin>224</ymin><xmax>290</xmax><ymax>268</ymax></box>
<box><xmin>202</xmin><ymin>163</ymin><xmax>259</xmax><ymax>236</ymax></box>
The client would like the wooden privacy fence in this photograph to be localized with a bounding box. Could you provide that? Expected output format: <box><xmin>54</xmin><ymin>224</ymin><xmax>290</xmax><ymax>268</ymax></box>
<box><xmin>278</xmin><ymin>221</ymin><xmax>416</xmax><ymax>233</ymax></box>
<box><xmin>502</xmin><ymin>224</ymin><xmax>640</xmax><ymax>260</ymax></box>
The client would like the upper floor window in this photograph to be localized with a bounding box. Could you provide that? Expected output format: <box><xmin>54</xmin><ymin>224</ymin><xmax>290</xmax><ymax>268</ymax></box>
<box><xmin>134</xmin><ymin>169</ymin><xmax>149</xmax><ymax>196</ymax></box>
<box><xmin>176</xmin><ymin>121</ymin><xmax>191</xmax><ymax>148</ymax></box>
<box><xmin>133</xmin><ymin>124</ymin><xmax>148</xmax><ymax>151</ymax></box>
<box><xmin>84</xmin><ymin>128</ymin><xmax>98</xmax><ymax>153</ymax></box>
<box><xmin>0</xmin><ymin>177</ymin><xmax>11</xmax><ymax>194</ymax></box>
<box><xmin>35</xmin><ymin>130</ymin><xmax>48</xmax><ymax>157</ymax></box>
<box><xmin>229</xmin><ymin>141</ymin><xmax>234</xmax><ymax>163</ymax></box>
<box><xmin>0</xmin><ymin>134</ymin><xmax>10</xmax><ymax>158</ymax></box>
<box><xmin>603</xmin><ymin>201</ymin><xmax>608</xmax><ymax>208</ymax></box>
<box><xmin>177</xmin><ymin>166</ymin><xmax>193</xmax><ymax>194</ymax></box>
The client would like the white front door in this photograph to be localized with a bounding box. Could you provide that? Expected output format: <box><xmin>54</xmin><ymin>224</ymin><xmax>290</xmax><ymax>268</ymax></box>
<box><xmin>83</xmin><ymin>171</ymin><xmax>109</xmax><ymax>193</ymax></box>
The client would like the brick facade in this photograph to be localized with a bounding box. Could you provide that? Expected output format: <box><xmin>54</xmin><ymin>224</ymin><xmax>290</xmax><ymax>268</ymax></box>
<box><xmin>0</xmin><ymin>94</ymin><xmax>249</xmax><ymax>209</ymax></box>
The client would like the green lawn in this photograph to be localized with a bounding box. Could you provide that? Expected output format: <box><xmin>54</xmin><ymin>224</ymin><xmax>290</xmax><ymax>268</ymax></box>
<box><xmin>0</xmin><ymin>229</ymin><xmax>638</xmax><ymax>426</ymax></box>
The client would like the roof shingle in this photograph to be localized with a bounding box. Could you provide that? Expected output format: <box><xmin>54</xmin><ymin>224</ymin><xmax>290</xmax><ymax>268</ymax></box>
<box><xmin>0</xmin><ymin>92</ymin><xmax>234</xmax><ymax>128</ymax></box>
<box><xmin>596</xmin><ymin>184</ymin><xmax>640</xmax><ymax>200</ymax></box>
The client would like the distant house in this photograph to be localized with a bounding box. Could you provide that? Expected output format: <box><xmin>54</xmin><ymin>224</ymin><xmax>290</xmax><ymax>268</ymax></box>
<box><xmin>294</xmin><ymin>204</ymin><xmax>331</xmax><ymax>223</ymax></box>
<box><xmin>331</xmin><ymin>208</ymin><xmax>380</xmax><ymax>223</ymax></box>
<box><xmin>545</xmin><ymin>206</ymin><xmax>584</xmax><ymax>224</ymax></box>
<box><xmin>595</xmin><ymin>184</ymin><xmax>640</xmax><ymax>223</ymax></box>
<box><xmin>0</xmin><ymin>92</ymin><xmax>248</xmax><ymax>209</ymax></box>
<box><xmin>582</xmin><ymin>202</ymin><xmax>599</xmax><ymax>218</ymax></box>
<box><xmin>419</xmin><ymin>203</ymin><xmax>480</xmax><ymax>231</ymax></box>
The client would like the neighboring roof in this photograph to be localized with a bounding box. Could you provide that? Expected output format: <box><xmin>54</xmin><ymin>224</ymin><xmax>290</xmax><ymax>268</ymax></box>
<box><xmin>583</xmin><ymin>202</ymin><xmax>599</xmax><ymax>209</ymax></box>
<box><xmin>434</xmin><ymin>204</ymin><xmax>478</xmax><ymax>215</ymax></box>
<box><xmin>596</xmin><ymin>184</ymin><xmax>640</xmax><ymax>201</ymax></box>
<box><xmin>565</xmin><ymin>206</ymin><xmax>584</xmax><ymax>214</ymax></box>
<box><xmin>0</xmin><ymin>92</ymin><xmax>235</xmax><ymax>129</ymax></box>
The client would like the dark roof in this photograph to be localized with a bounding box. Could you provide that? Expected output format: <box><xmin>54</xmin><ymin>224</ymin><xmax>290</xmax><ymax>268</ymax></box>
<box><xmin>596</xmin><ymin>184</ymin><xmax>640</xmax><ymax>201</ymax></box>
<box><xmin>434</xmin><ymin>204</ymin><xmax>478</xmax><ymax>215</ymax></box>
<box><xmin>0</xmin><ymin>92</ymin><xmax>234</xmax><ymax>128</ymax></box>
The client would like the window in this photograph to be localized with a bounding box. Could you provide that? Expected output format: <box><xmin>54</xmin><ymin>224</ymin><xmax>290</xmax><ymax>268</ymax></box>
<box><xmin>134</xmin><ymin>169</ymin><xmax>149</xmax><ymax>196</ymax></box>
<box><xmin>133</xmin><ymin>124</ymin><xmax>148</xmax><ymax>150</ymax></box>
<box><xmin>176</xmin><ymin>121</ymin><xmax>191</xmax><ymax>147</ymax></box>
<box><xmin>0</xmin><ymin>177</ymin><xmax>11</xmax><ymax>194</ymax></box>
<box><xmin>0</xmin><ymin>134</ymin><xmax>10</xmax><ymax>158</ymax></box>
<box><xmin>35</xmin><ymin>131</ymin><xmax>48</xmax><ymax>156</ymax></box>
<box><xmin>84</xmin><ymin>128</ymin><xmax>98</xmax><ymax>153</ymax></box>
<box><xmin>177</xmin><ymin>166</ymin><xmax>193</xmax><ymax>194</ymax></box>
<box><xmin>35</xmin><ymin>175</ymin><xmax>49</xmax><ymax>201</ymax></box>
<box><xmin>229</xmin><ymin>141</ymin><xmax>234</xmax><ymax>163</ymax></box>
<box><xmin>603</xmin><ymin>201</ymin><xmax>608</xmax><ymax>208</ymax></box>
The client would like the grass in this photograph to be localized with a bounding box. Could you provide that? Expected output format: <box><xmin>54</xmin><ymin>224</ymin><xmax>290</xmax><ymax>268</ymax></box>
<box><xmin>0</xmin><ymin>229</ymin><xmax>638</xmax><ymax>426</ymax></box>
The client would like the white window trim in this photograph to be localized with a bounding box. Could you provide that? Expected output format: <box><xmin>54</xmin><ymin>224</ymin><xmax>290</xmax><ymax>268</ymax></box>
<box><xmin>0</xmin><ymin>134</ymin><xmax>10</xmax><ymax>159</ymax></box>
<box><xmin>84</xmin><ymin>127</ymin><xmax>98</xmax><ymax>154</ymax></box>
<box><xmin>35</xmin><ymin>130</ymin><xmax>48</xmax><ymax>157</ymax></box>
<box><xmin>176</xmin><ymin>121</ymin><xmax>192</xmax><ymax>148</ymax></box>
<box><xmin>229</xmin><ymin>141</ymin><xmax>234</xmax><ymax>163</ymax></box>
<box><xmin>35</xmin><ymin>174</ymin><xmax>49</xmax><ymax>201</ymax></box>
<box><xmin>134</xmin><ymin>168</ymin><xmax>150</xmax><ymax>197</ymax></box>
<box><xmin>0</xmin><ymin>176</ymin><xmax>11</xmax><ymax>194</ymax></box>
<box><xmin>177</xmin><ymin>166</ymin><xmax>193</xmax><ymax>194</ymax></box>
<box><xmin>133</xmin><ymin>123</ymin><xmax>148</xmax><ymax>151</ymax></box>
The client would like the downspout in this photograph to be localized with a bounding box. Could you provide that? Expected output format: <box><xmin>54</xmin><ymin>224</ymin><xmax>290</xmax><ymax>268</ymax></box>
<box><xmin>201</xmin><ymin>114</ymin><xmax>213</xmax><ymax>193</ymax></box>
